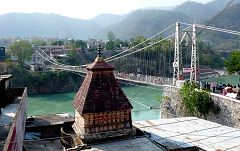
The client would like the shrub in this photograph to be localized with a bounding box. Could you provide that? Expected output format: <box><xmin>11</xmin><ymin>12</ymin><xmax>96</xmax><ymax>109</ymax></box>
<box><xmin>179</xmin><ymin>82</ymin><xmax>220</xmax><ymax>118</ymax></box>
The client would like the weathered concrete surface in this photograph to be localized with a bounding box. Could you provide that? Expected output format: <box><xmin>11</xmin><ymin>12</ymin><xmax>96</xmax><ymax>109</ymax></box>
<box><xmin>133</xmin><ymin>117</ymin><xmax>240</xmax><ymax>151</ymax></box>
<box><xmin>161</xmin><ymin>85</ymin><xmax>240</xmax><ymax>128</ymax></box>
<box><xmin>85</xmin><ymin>137</ymin><xmax>164</xmax><ymax>151</ymax></box>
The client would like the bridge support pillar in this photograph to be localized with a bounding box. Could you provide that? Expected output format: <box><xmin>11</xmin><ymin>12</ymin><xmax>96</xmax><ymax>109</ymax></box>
<box><xmin>190</xmin><ymin>24</ymin><xmax>198</xmax><ymax>83</ymax></box>
<box><xmin>173</xmin><ymin>22</ymin><xmax>183</xmax><ymax>86</ymax></box>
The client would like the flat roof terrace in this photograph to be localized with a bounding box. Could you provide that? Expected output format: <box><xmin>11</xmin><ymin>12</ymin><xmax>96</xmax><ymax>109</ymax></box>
<box><xmin>133</xmin><ymin>117</ymin><xmax>240</xmax><ymax>151</ymax></box>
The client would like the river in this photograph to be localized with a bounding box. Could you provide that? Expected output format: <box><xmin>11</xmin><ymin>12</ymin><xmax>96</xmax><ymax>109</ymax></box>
<box><xmin>28</xmin><ymin>85</ymin><xmax>163</xmax><ymax>121</ymax></box>
<box><xmin>28</xmin><ymin>75</ymin><xmax>239</xmax><ymax>121</ymax></box>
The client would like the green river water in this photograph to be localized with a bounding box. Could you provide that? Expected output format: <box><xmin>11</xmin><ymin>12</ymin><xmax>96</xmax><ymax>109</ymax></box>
<box><xmin>28</xmin><ymin>75</ymin><xmax>239</xmax><ymax>121</ymax></box>
<box><xmin>28</xmin><ymin>86</ymin><xmax>163</xmax><ymax>121</ymax></box>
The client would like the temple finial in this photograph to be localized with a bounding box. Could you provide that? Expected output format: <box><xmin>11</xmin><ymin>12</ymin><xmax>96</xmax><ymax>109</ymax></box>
<box><xmin>97</xmin><ymin>42</ymin><xmax>102</xmax><ymax>57</ymax></box>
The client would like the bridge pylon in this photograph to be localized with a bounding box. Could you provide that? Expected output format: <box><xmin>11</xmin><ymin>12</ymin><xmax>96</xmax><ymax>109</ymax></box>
<box><xmin>173</xmin><ymin>22</ymin><xmax>183</xmax><ymax>86</ymax></box>
<box><xmin>190</xmin><ymin>23</ymin><xmax>198</xmax><ymax>83</ymax></box>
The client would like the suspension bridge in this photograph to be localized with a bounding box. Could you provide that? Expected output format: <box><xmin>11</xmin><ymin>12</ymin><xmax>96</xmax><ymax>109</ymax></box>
<box><xmin>33</xmin><ymin>21</ymin><xmax>240</xmax><ymax>86</ymax></box>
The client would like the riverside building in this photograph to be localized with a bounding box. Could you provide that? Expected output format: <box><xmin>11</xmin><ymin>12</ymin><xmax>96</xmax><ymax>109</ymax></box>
<box><xmin>0</xmin><ymin>75</ymin><xmax>27</xmax><ymax>151</ymax></box>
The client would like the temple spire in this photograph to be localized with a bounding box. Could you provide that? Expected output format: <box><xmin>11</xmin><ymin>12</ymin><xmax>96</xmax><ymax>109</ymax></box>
<box><xmin>97</xmin><ymin>42</ymin><xmax>102</xmax><ymax>57</ymax></box>
<box><xmin>95</xmin><ymin>41</ymin><xmax>104</xmax><ymax>62</ymax></box>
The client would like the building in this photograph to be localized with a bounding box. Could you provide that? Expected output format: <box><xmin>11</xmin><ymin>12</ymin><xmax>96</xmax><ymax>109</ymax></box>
<box><xmin>0</xmin><ymin>75</ymin><xmax>27</xmax><ymax>151</ymax></box>
<box><xmin>61</xmin><ymin>47</ymin><xmax>133</xmax><ymax>148</ymax></box>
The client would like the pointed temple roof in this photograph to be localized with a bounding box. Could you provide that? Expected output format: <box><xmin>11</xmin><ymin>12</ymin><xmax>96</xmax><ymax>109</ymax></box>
<box><xmin>73</xmin><ymin>56</ymin><xmax>133</xmax><ymax>114</ymax></box>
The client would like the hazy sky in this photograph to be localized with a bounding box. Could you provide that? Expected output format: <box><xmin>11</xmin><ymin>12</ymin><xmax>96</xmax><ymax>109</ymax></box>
<box><xmin>0</xmin><ymin>0</ymin><xmax>214</xmax><ymax>19</ymax></box>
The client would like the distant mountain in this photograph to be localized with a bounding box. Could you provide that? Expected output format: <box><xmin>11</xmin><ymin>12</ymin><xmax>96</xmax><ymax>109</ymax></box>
<box><xmin>143</xmin><ymin>6</ymin><xmax>175</xmax><ymax>11</ymax></box>
<box><xmin>173</xmin><ymin>1</ymin><xmax>216</xmax><ymax>21</ymax></box>
<box><xmin>211</xmin><ymin>3</ymin><xmax>240</xmax><ymax>29</ymax></box>
<box><xmin>0</xmin><ymin>13</ymin><xmax>101</xmax><ymax>39</ymax></box>
<box><xmin>207</xmin><ymin>0</ymin><xmax>240</xmax><ymax>11</ymax></box>
<box><xmin>202</xmin><ymin>3</ymin><xmax>240</xmax><ymax>50</ymax></box>
<box><xmin>1</xmin><ymin>0</ymin><xmax>240</xmax><ymax>42</ymax></box>
<box><xmin>91</xmin><ymin>13</ymin><xmax>126</xmax><ymax>27</ymax></box>
<box><xmin>98</xmin><ymin>9</ymin><xmax>192</xmax><ymax>39</ymax></box>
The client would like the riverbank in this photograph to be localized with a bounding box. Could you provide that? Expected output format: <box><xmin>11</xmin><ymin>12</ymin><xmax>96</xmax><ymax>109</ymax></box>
<box><xmin>11</xmin><ymin>70</ymin><xmax>83</xmax><ymax>94</ymax></box>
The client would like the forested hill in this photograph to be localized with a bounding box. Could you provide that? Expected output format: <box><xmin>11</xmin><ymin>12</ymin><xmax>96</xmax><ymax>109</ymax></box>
<box><xmin>201</xmin><ymin>3</ymin><xmax>240</xmax><ymax>50</ymax></box>
<box><xmin>206</xmin><ymin>0</ymin><xmax>240</xmax><ymax>10</ymax></box>
<box><xmin>173</xmin><ymin>1</ymin><xmax>216</xmax><ymax>21</ymax></box>
<box><xmin>91</xmin><ymin>13</ymin><xmax>126</xmax><ymax>27</ymax></box>
<box><xmin>1</xmin><ymin>0</ymin><xmax>240</xmax><ymax>42</ymax></box>
<box><xmin>97</xmin><ymin>9</ymin><xmax>192</xmax><ymax>39</ymax></box>
<box><xmin>97</xmin><ymin>0</ymin><xmax>240</xmax><ymax>41</ymax></box>
<box><xmin>0</xmin><ymin>13</ymin><xmax>101</xmax><ymax>39</ymax></box>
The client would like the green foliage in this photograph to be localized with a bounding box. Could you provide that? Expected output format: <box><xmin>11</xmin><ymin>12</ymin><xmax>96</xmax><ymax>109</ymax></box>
<box><xmin>105</xmin><ymin>31</ymin><xmax>128</xmax><ymax>50</ymax></box>
<box><xmin>11</xmin><ymin>70</ymin><xmax>82</xmax><ymax>94</ymax></box>
<box><xmin>9</xmin><ymin>40</ymin><xmax>33</xmax><ymax>70</ymax></box>
<box><xmin>75</xmin><ymin>40</ymin><xmax>86</xmax><ymax>49</ymax></box>
<box><xmin>32</xmin><ymin>39</ymin><xmax>47</xmax><ymax>46</ymax></box>
<box><xmin>107</xmin><ymin>31</ymin><xmax>116</xmax><ymax>42</ymax></box>
<box><xmin>197</xmin><ymin>41</ymin><xmax>224</xmax><ymax>69</ymax></box>
<box><xmin>224</xmin><ymin>50</ymin><xmax>240</xmax><ymax>74</ymax></box>
<box><xmin>52</xmin><ymin>40</ymin><xmax>64</xmax><ymax>46</ymax></box>
<box><xmin>130</xmin><ymin>36</ymin><xmax>146</xmax><ymax>47</ymax></box>
<box><xmin>106</xmin><ymin>41</ymin><xmax>115</xmax><ymax>50</ymax></box>
<box><xmin>179</xmin><ymin>83</ymin><xmax>220</xmax><ymax>118</ymax></box>
<box><xmin>106</xmin><ymin>31</ymin><xmax>116</xmax><ymax>50</ymax></box>
<box><xmin>207</xmin><ymin>3</ymin><xmax>240</xmax><ymax>50</ymax></box>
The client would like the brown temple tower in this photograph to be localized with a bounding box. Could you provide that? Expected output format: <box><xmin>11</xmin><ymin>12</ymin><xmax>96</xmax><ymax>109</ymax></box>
<box><xmin>72</xmin><ymin>45</ymin><xmax>133</xmax><ymax>143</ymax></box>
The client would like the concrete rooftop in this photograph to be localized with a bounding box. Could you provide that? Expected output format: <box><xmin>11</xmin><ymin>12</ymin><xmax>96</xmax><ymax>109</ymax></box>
<box><xmin>133</xmin><ymin>117</ymin><xmax>240</xmax><ymax>151</ymax></box>
<box><xmin>24</xmin><ymin>137</ymin><xmax>163</xmax><ymax>151</ymax></box>
<box><xmin>83</xmin><ymin>137</ymin><xmax>163</xmax><ymax>151</ymax></box>
<box><xmin>24</xmin><ymin>139</ymin><xmax>63</xmax><ymax>151</ymax></box>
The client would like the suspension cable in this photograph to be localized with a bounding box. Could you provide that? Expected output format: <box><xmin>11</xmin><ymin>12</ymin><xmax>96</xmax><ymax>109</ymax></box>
<box><xmin>106</xmin><ymin>25</ymin><xmax>192</xmax><ymax>63</ymax></box>
<box><xmin>196</xmin><ymin>0</ymin><xmax>234</xmax><ymax>37</ymax></box>
<box><xmin>105</xmin><ymin>24</ymin><xmax>175</xmax><ymax>61</ymax></box>
<box><xmin>180</xmin><ymin>22</ymin><xmax>240</xmax><ymax>36</ymax></box>
<box><xmin>106</xmin><ymin>34</ymin><xmax>174</xmax><ymax>62</ymax></box>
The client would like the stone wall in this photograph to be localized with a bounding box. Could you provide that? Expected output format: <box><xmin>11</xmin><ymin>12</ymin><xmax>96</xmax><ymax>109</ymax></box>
<box><xmin>161</xmin><ymin>85</ymin><xmax>240</xmax><ymax>128</ymax></box>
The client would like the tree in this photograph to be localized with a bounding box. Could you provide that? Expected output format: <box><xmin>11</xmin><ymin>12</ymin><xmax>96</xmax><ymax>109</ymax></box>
<box><xmin>106</xmin><ymin>31</ymin><xmax>116</xmax><ymax>50</ymax></box>
<box><xmin>107</xmin><ymin>31</ymin><xmax>116</xmax><ymax>42</ymax></box>
<box><xmin>130</xmin><ymin>36</ymin><xmax>146</xmax><ymax>47</ymax></box>
<box><xmin>224</xmin><ymin>50</ymin><xmax>240</xmax><ymax>74</ymax></box>
<box><xmin>32</xmin><ymin>39</ymin><xmax>47</xmax><ymax>46</ymax></box>
<box><xmin>4</xmin><ymin>58</ymin><xmax>15</xmax><ymax>73</ymax></box>
<box><xmin>10</xmin><ymin>40</ymin><xmax>33</xmax><ymax>70</ymax></box>
<box><xmin>52</xmin><ymin>40</ymin><xmax>64</xmax><ymax>46</ymax></box>
<box><xmin>75</xmin><ymin>40</ymin><xmax>86</xmax><ymax>50</ymax></box>
<box><xmin>106</xmin><ymin>41</ymin><xmax>115</xmax><ymax>50</ymax></box>
<box><xmin>68</xmin><ymin>39</ymin><xmax>76</xmax><ymax>50</ymax></box>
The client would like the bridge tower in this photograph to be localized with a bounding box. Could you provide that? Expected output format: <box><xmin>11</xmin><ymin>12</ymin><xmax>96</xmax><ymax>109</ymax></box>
<box><xmin>173</xmin><ymin>22</ymin><xmax>183</xmax><ymax>85</ymax></box>
<box><xmin>190</xmin><ymin>24</ymin><xmax>198</xmax><ymax>82</ymax></box>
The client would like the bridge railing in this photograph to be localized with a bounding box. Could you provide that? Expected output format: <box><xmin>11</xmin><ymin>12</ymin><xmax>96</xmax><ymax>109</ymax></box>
<box><xmin>47</xmin><ymin>65</ymin><xmax>172</xmax><ymax>86</ymax></box>
<box><xmin>114</xmin><ymin>72</ymin><xmax>172</xmax><ymax>86</ymax></box>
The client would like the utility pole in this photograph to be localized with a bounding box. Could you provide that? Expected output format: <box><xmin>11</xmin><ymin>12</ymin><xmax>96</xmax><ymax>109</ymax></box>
<box><xmin>173</xmin><ymin>22</ymin><xmax>183</xmax><ymax>85</ymax></box>
<box><xmin>190</xmin><ymin>23</ymin><xmax>197</xmax><ymax>82</ymax></box>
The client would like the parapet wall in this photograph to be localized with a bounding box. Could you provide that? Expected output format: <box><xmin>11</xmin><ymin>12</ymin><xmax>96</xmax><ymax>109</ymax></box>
<box><xmin>161</xmin><ymin>85</ymin><xmax>240</xmax><ymax>128</ymax></box>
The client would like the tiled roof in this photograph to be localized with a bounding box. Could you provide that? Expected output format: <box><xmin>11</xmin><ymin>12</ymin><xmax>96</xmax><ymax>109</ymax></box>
<box><xmin>86</xmin><ymin>57</ymin><xmax>114</xmax><ymax>70</ymax></box>
<box><xmin>73</xmin><ymin>57</ymin><xmax>132</xmax><ymax>114</ymax></box>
